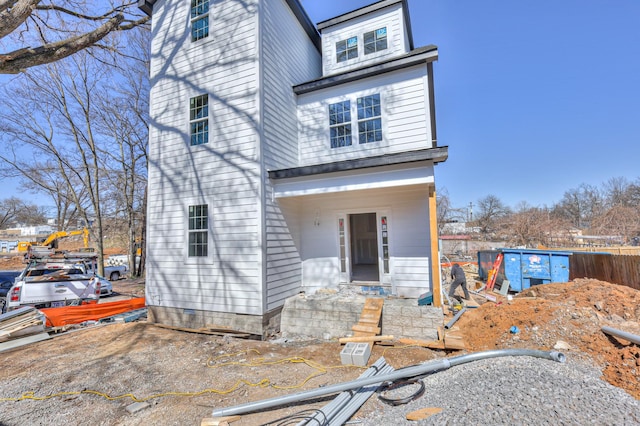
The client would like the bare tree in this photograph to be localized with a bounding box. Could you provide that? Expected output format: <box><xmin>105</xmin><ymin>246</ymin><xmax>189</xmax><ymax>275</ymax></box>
<box><xmin>590</xmin><ymin>205</ymin><xmax>640</xmax><ymax>244</ymax></box>
<box><xmin>0</xmin><ymin>1</ymin><xmax>149</xmax><ymax>74</ymax></box>
<box><xmin>436</xmin><ymin>187</ymin><xmax>467</xmax><ymax>233</ymax></box>
<box><xmin>0</xmin><ymin>52</ymin><xmax>109</xmax><ymax>273</ymax></box>
<box><xmin>474</xmin><ymin>194</ymin><xmax>511</xmax><ymax>237</ymax></box>
<box><xmin>602</xmin><ymin>177</ymin><xmax>633</xmax><ymax>208</ymax></box>
<box><xmin>554</xmin><ymin>184</ymin><xmax>605</xmax><ymax>229</ymax></box>
<box><xmin>500</xmin><ymin>202</ymin><xmax>571</xmax><ymax>248</ymax></box>
<box><xmin>0</xmin><ymin>197</ymin><xmax>47</xmax><ymax>228</ymax></box>
<box><xmin>94</xmin><ymin>26</ymin><xmax>149</xmax><ymax>276</ymax></box>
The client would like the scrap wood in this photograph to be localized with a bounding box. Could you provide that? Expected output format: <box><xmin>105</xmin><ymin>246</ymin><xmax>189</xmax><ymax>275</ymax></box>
<box><xmin>406</xmin><ymin>407</ymin><xmax>444</xmax><ymax>421</ymax></box>
<box><xmin>339</xmin><ymin>335</ymin><xmax>394</xmax><ymax>344</ymax></box>
<box><xmin>200</xmin><ymin>415</ymin><xmax>241</xmax><ymax>426</ymax></box>
<box><xmin>398</xmin><ymin>337</ymin><xmax>445</xmax><ymax>350</ymax></box>
<box><xmin>153</xmin><ymin>323</ymin><xmax>251</xmax><ymax>338</ymax></box>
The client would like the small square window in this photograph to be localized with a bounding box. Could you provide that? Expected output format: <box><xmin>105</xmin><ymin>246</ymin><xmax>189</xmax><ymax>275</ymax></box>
<box><xmin>336</xmin><ymin>36</ymin><xmax>358</xmax><ymax>63</ymax></box>
<box><xmin>364</xmin><ymin>27</ymin><xmax>387</xmax><ymax>55</ymax></box>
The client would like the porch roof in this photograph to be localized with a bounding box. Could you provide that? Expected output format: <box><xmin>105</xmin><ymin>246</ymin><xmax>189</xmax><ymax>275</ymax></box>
<box><xmin>268</xmin><ymin>146</ymin><xmax>448</xmax><ymax>180</ymax></box>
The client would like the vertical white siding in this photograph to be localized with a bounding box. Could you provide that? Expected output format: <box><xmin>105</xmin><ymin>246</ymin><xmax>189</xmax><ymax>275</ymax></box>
<box><xmin>146</xmin><ymin>0</ymin><xmax>263</xmax><ymax>315</ymax></box>
<box><xmin>296</xmin><ymin>65</ymin><xmax>430</xmax><ymax>166</ymax></box>
<box><xmin>260</xmin><ymin>0</ymin><xmax>322</xmax><ymax>311</ymax></box>
<box><xmin>320</xmin><ymin>3</ymin><xmax>408</xmax><ymax>76</ymax></box>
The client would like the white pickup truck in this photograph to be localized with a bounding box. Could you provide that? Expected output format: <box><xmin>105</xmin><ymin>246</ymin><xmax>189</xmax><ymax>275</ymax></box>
<box><xmin>85</xmin><ymin>261</ymin><xmax>128</xmax><ymax>281</ymax></box>
<box><xmin>5</xmin><ymin>254</ymin><xmax>101</xmax><ymax>312</ymax></box>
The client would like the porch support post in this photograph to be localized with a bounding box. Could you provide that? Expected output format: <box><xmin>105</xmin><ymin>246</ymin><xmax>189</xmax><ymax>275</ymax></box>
<box><xmin>428</xmin><ymin>185</ymin><xmax>442</xmax><ymax>307</ymax></box>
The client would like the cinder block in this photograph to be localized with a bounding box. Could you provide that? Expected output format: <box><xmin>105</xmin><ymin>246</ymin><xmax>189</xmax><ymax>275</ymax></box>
<box><xmin>351</xmin><ymin>342</ymin><xmax>371</xmax><ymax>367</ymax></box>
<box><xmin>340</xmin><ymin>342</ymin><xmax>357</xmax><ymax>365</ymax></box>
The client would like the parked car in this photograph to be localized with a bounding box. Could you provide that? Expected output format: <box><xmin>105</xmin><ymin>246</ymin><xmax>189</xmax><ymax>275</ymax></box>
<box><xmin>95</xmin><ymin>274</ymin><xmax>113</xmax><ymax>296</ymax></box>
<box><xmin>0</xmin><ymin>279</ymin><xmax>15</xmax><ymax>298</ymax></box>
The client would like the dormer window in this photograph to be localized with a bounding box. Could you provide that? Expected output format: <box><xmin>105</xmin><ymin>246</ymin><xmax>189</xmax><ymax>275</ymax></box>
<box><xmin>191</xmin><ymin>0</ymin><xmax>209</xmax><ymax>41</ymax></box>
<box><xmin>336</xmin><ymin>36</ymin><xmax>358</xmax><ymax>63</ymax></box>
<box><xmin>364</xmin><ymin>27</ymin><xmax>387</xmax><ymax>54</ymax></box>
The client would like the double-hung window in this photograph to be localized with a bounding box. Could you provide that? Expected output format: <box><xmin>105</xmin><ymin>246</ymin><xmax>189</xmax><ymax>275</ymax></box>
<box><xmin>191</xmin><ymin>0</ymin><xmax>209</xmax><ymax>42</ymax></box>
<box><xmin>357</xmin><ymin>94</ymin><xmax>382</xmax><ymax>143</ymax></box>
<box><xmin>336</xmin><ymin>36</ymin><xmax>358</xmax><ymax>63</ymax></box>
<box><xmin>364</xmin><ymin>27</ymin><xmax>387</xmax><ymax>54</ymax></box>
<box><xmin>188</xmin><ymin>204</ymin><xmax>208</xmax><ymax>257</ymax></box>
<box><xmin>190</xmin><ymin>94</ymin><xmax>208</xmax><ymax>146</ymax></box>
<box><xmin>329</xmin><ymin>100</ymin><xmax>352</xmax><ymax>148</ymax></box>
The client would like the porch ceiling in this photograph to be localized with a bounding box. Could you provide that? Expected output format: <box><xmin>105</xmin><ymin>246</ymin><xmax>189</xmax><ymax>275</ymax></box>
<box><xmin>270</xmin><ymin>159</ymin><xmax>437</xmax><ymax>198</ymax></box>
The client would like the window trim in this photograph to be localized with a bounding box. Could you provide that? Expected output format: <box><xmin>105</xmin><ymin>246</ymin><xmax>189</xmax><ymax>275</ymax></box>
<box><xmin>187</xmin><ymin>204</ymin><xmax>209</xmax><ymax>258</ymax></box>
<box><xmin>363</xmin><ymin>27</ymin><xmax>388</xmax><ymax>55</ymax></box>
<box><xmin>329</xmin><ymin>100</ymin><xmax>352</xmax><ymax>148</ymax></box>
<box><xmin>189</xmin><ymin>94</ymin><xmax>209</xmax><ymax>146</ymax></box>
<box><xmin>336</xmin><ymin>36</ymin><xmax>358</xmax><ymax>63</ymax></box>
<box><xmin>190</xmin><ymin>0</ymin><xmax>209</xmax><ymax>42</ymax></box>
<box><xmin>357</xmin><ymin>94</ymin><xmax>382</xmax><ymax>144</ymax></box>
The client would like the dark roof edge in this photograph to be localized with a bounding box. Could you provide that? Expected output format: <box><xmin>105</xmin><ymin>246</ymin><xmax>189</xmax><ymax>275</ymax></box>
<box><xmin>293</xmin><ymin>45</ymin><xmax>437</xmax><ymax>95</ymax></box>
<box><xmin>138</xmin><ymin>0</ymin><xmax>154</xmax><ymax>16</ymax></box>
<box><xmin>137</xmin><ymin>0</ymin><xmax>321</xmax><ymax>51</ymax></box>
<box><xmin>268</xmin><ymin>146</ymin><xmax>448</xmax><ymax>179</ymax></box>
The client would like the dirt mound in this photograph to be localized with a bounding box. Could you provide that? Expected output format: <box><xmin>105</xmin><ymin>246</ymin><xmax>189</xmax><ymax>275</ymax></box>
<box><xmin>457</xmin><ymin>278</ymin><xmax>640</xmax><ymax>399</ymax></box>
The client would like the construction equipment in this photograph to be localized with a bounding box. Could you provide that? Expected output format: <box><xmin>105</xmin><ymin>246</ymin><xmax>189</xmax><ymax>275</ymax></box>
<box><xmin>485</xmin><ymin>252</ymin><xmax>503</xmax><ymax>292</ymax></box>
<box><xmin>17</xmin><ymin>228</ymin><xmax>89</xmax><ymax>252</ymax></box>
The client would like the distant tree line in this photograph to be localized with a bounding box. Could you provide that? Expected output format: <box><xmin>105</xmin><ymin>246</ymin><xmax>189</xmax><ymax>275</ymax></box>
<box><xmin>438</xmin><ymin>177</ymin><xmax>640</xmax><ymax>247</ymax></box>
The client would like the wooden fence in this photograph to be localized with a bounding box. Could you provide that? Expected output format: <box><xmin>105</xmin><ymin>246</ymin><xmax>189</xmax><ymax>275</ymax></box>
<box><xmin>570</xmin><ymin>252</ymin><xmax>640</xmax><ymax>291</ymax></box>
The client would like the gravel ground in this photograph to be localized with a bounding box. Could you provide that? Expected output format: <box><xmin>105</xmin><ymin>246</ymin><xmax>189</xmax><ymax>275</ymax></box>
<box><xmin>355</xmin><ymin>354</ymin><xmax>640</xmax><ymax>425</ymax></box>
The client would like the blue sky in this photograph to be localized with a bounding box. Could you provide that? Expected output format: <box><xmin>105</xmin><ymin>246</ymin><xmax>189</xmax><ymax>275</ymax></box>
<box><xmin>302</xmin><ymin>0</ymin><xmax>640</xmax><ymax>210</ymax></box>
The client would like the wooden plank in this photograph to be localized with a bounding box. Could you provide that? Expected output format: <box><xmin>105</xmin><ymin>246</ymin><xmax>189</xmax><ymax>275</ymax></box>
<box><xmin>339</xmin><ymin>335</ymin><xmax>394</xmax><ymax>344</ymax></box>
<box><xmin>200</xmin><ymin>415</ymin><xmax>241</xmax><ymax>426</ymax></box>
<box><xmin>351</xmin><ymin>324</ymin><xmax>381</xmax><ymax>334</ymax></box>
<box><xmin>398</xmin><ymin>338</ymin><xmax>446</xmax><ymax>350</ymax></box>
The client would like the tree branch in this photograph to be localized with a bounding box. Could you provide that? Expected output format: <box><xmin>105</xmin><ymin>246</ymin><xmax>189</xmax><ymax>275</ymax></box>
<box><xmin>0</xmin><ymin>13</ymin><xmax>123</xmax><ymax>73</ymax></box>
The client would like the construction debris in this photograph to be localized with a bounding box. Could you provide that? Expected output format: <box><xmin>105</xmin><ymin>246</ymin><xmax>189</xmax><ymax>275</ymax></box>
<box><xmin>0</xmin><ymin>306</ymin><xmax>45</xmax><ymax>342</ymax></box>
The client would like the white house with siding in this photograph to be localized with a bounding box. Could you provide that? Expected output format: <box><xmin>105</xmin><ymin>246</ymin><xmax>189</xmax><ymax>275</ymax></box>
<box><xmin>139</xmin><ymin>0</ymin><xmax>448</xmax><ymax>337</ymax></box>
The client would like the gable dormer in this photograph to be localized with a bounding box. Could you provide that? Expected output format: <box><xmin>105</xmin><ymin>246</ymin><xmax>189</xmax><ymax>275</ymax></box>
<box><xmin>317</xmin><ymin>0</ymin><xmax>413</xmax><ymax>76</ymax></box>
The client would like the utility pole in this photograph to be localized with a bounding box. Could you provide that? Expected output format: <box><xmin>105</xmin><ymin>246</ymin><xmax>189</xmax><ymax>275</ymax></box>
<box><xmin>468</xmin><ymin>202</ymin><xmax>473</xmax><ymax>222</ymax></box>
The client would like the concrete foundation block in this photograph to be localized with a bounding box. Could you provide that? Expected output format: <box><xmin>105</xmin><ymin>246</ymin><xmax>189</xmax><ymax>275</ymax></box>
<box><xmin>351</xmin><ymin>343</ymin><xmax>371</xmax><ymax>366</ymax></box>
<box><xmin>340</xmin><ymin>342</ymin><xmax>357</xmax><ymax>365</ymax></box>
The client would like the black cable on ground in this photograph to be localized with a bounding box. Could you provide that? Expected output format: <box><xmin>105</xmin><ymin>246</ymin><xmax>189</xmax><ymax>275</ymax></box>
<box><xmin>377</xmin><ymin>379</ymin><xmax>426</xmax><ymax>406</ymax></box>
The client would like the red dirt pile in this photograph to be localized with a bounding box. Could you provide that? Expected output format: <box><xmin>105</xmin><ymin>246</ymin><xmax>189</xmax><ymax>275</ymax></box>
<box><xmin>457</xmin><ymin>278</ymin><xmax>640</xmax><ymax>399</ymax></box>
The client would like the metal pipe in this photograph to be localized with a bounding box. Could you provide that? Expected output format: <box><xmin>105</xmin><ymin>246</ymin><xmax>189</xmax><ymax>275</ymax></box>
<box><xmin>445</xmin><ymin>307</ymin><xmax>466</xmax><ymax>329</ymax></box>
<box><xmin>602</xmin><ymin>326</ymin><xmax>640</xmax><ymax>346</ymax></box>
<box><xmin>211</xmin><ymin>349</ymin><xmax>565</xmax><ymax>418</ymax></box>
<box><xmin>297</xmin><ymin>358</ymin><xmax>393</xmax><ymax>426</ymax></box>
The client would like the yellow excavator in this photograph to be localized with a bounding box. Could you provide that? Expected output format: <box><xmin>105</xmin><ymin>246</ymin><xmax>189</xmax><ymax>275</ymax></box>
<box><xmin>17</xmin><ymin>228</ymin><xmax>90</xmax><ymax>252</ymax></box>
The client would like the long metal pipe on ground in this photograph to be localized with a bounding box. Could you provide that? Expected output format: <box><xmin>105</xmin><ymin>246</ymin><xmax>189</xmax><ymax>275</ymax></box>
<box><xmin>445</xmin><ymin>307</ymin><xmax>466</xmax><ymax>329</ymax></box>
<box><xmin>211</xmin><ymin>349</ymin><xmax>566</xmax><ymax>418</ymax></box>
<box><xmin>602</xmin><ymin>326</ymin><xmax>640</xmax><ymax>346</ymax></box>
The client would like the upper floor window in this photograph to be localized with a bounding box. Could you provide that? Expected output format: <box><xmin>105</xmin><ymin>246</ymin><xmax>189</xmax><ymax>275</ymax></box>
<box><xmin>191</xmin><ymin>0</ymin><xmax>209</xmax><ymax>41</ymax></box>
<box><xmin>190</xmin><ymin>94</ymin><xmax>209</xmax><ymax>146</ymax></box>
<box><xmin>336</xmin><ymin>36</ymin><xmax>358</xmax><ymax>63</ymax></box>
<box><xmin>357</xmin><ymin>94</ymin><xmax>382</xmax><ymax>143</ymax></box>
<box><xmin>188</xmin><ymin>204</ymin><xmax>208</xmax><ymax>257</ymax></box>
<box><xmin>329</xmin><ymin>100</ymin><xmax>352</xmax><ymax>148</ymax></box>
<box><xmin>364</xmin><ymin>27</ymin><xmax>387</xmax><ymax>54</ymax></box>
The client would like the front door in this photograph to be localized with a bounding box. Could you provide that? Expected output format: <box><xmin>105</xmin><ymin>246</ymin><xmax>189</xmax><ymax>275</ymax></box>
<box><xmin>349</xmin><ymin>213</ymin><xmax>379</xmax><ymax>282</ymax></box>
